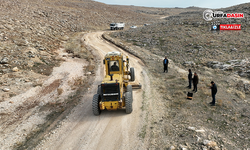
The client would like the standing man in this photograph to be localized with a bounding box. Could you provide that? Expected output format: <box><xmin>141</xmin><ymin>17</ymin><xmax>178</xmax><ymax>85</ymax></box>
<box><xmin>188</xmin><ymin>69</ymin><xmax>192</xmax><ymax>89</ymax></box>
<box><xmin>192</xmin><ymin>72</ymin><xmax>199</xmax><ymax>93</ymax></box>
<box><xmin>163</xmin><ymin>56</ymin><xmax>169</xmax><ymax>73</ymax></box>
<box><xmin>210</xmin><ymin>81</ymin><xmax>217</xmax><ymax>106</ymax></box>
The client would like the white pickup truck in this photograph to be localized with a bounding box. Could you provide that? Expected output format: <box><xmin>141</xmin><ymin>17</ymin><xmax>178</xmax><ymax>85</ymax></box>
<box><xmin>110</xmin><ymin>22</ymin><xmax>125</xmax><ymax>30</ymax></box>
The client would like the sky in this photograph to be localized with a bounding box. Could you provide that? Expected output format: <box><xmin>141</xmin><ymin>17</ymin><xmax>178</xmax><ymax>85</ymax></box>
<box><xmin>94</xmin><ymin>0</ymin><xmax>249</xmax><ymax>9</ymax></box>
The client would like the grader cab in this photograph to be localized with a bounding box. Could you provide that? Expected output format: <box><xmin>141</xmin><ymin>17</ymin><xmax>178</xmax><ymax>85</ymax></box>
<box><xmin>92</xmin><ymin>51</ymin><xmax>141</xmax><ymax>115</ymax></box>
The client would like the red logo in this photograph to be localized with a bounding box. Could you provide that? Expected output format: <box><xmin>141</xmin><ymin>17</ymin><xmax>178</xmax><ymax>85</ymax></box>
<box><xmin>220</xmin><ymin>24</ymin><xmax>241</xmax><ymax>30</ymax></box>
<box><xmin>203</xmin><ymin>10</ymin><xmax>244</xmax><ymax>21</ymax></box>
<box><xmin>226</xmin><ymin>13</ymin><xmax>244</xmax><ymax>18</ymax></box>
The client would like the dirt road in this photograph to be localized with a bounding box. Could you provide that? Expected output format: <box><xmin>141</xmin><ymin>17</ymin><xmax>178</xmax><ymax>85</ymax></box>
<box><xmin>35</xmin><ymin>32</ymin><xmax>149</xmax><ymax>150</ymax></box>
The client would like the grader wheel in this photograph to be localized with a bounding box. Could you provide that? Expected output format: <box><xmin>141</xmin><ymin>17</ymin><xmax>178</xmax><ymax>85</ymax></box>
<box><xmin>130</xmin><ymin>67</ymin><xmax>135</xmax><ymax>81</ymax></box>
<box><xmin>125</xmin><ymin>92</ymin><xmax>133</xmax><ymax>114</ymax></box>
<box><xmin>92</xmin><ymin>94</ymin><xmax>101</xmax><ymax>116</ymax></box>
<box><xmin>127</xmin><ymin>85</ymin><xmax>133</xmax><ymax>101</ymax></box>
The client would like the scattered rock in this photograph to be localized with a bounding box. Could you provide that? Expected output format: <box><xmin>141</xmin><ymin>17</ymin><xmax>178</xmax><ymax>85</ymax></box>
<box><xmin>186</xmin><ymin>49</ymin><xmax>196</xmax><ymax>53</ymax></box>
<box><xmin>187</xmin><ymin>126</ymin><xmax>196</xmax><ymax>131</ymax></box>
<box><xmin>3</xmin><ymin>88</ymin><xmax>10</xmax><ymax>92</ymax></box>
<box><xmin>207</xmin><ymin>61</ymin><xmax>222</xmax><ymax>68</ymax></box>
<box><xmin>194</xmin><ymin>45</ymin><xmax>202</xmax><ymax>49</ymax></box>
<box><xmin>13</xmin><ymin>39</ymin><xmax>28</xmax><ymax>46</ymax></box>
<box><xmin>231</xmin><ymin>47</ymin><xmax>237</xmax><ymax>52</ymax></box>
<box><xmin>203</xmin><ymin>140</ymin><xmax>218</xmax><ymax>149</ymax></box>
<box><xmin>207</xmin><ymin>61</ymin><xmax>235</xmax><ymax>70</ymax></box>
<box><xmin>203</xmin><ymin>140</ymin><xmax>211</xmax><ymax>145</ymax></box>
<box><xmin>244</xmin><ymin>83</ymin><xmax>250</xmax><ymax>94</ymax></box>
<box><xmin>169</xmin><ymin>146</ymin><xmax>176</xmax><ymax>150</ymax></box>
<box><xmin>24</xmin><ymin>79</ymin><xmax>30</xmax><ymax>82</ymax></box>
<box><xmin>183</xmin><ymin>61</ymin><xmax>195</xmax><ymax>66</ymax></box>
<box><xmin>0</xmin><ymin>57</ymin><xmax>9</xmax><ymax>64</ymax></box>
<box><xmin>179</xmin><ymin>144</ymin><xmax>188</xmax><ymax>150</ymax></box>
<box><xmin>195</xmin><ymin>129</ymin><xmax>206</xmax><ymax>133</ymax></box>
<box><xmin>220</xmin><ymin>64</ymin><xmax>231</xmax><ymax>70</ymax></box>
<box><xmin>12</xmin><ymin>67</ymin><xmax>19</xmax><ymax>72</ymax></box>
<box><xmin>39</xmin><ymin>47</ymin><xmax>46</xmax><ymax>51</ymax></box>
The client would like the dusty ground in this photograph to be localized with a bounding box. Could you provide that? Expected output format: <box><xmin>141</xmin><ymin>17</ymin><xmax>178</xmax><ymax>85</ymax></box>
<box><xmin>0</xmin><ymin>42</ymin><xmax>91</xmax><ymax>149</ymax></box>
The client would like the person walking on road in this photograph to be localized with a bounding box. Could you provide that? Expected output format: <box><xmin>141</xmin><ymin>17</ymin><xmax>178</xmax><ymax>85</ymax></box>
<box><xmin>163</xmin><ymin>56</ymin><xmax>169</xmax><ymax>73</ymax></box>
<box><xmin>187</xmin><ymin>69</ymin><xmax>192</xmax><ymax>89</ymax></box>
<box><xmin>192</xmin><ymin>72</ymin><xmax>199</xmax><ymax>93</ymax></box>
<box><xmin>210</xmin><ymin>81</ymin><xmax>217</xmax><ymax>106</ymax></box>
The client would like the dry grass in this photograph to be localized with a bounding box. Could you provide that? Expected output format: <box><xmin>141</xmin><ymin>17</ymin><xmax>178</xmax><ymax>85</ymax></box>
<box><xmin>217</xmin><ymin>99</ymin><xmax>223</xmax><ymax>106</ymax></box>
<box><xmin>201</xmin><ymin>87</ymin><xmax>211</xmax><ymax>96</ymax></box>
<box><xmin>226</xmin><ymin>87</ymin><xmax>234</xmax><ymax>94</ymax></box>
<box><xmin>57</xmin><ymin>88</ymin><xmax>63</xmax><ymax>95</ymax></box>
<box><xmin>235</xmin><ymin>90</ymin><xmax>246</xmax><ymax>99</ymax></box>
<box><xmin>41</xmin><ymin>79</ymin><xmax>61</xmax><ymax>95</ymax></box>
<box><xmin>73</xmin><ymin>77</ymin><xmax>85</xmax><ymax>87</ymax></box>
<box><xmin>86</xmin><ymin>65</ymin><xmax>95</xmax><ymax>73</ymax></box>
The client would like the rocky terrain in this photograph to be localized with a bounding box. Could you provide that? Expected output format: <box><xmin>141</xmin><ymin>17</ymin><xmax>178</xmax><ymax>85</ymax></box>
<box><xmin>105</xmin><ymin>3</ymin><xmax>250</xmax><ymax>149</ymax></box>
<box><xmin>0</xmin><ymin>0</ymin><xmax>161</xmax><ymax>103</ymax></box>
<box><xmin>1</xmin><ymin>0</ymin><xmax>250</xmax><ymax>149</ymax></box>
<box><xmin>111</xmin><ymin>3</ymin><xmax>250</xmax><ymax>78</ymax></box>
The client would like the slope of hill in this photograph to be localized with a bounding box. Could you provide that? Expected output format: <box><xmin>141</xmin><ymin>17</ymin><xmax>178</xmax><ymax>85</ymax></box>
<box><xmin>0</xmin><ymin>0</ymin><xmax>159</xmax><ymax>101</ymax></box>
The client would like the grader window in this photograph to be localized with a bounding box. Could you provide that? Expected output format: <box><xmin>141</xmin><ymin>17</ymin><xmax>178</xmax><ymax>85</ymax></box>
<box><xmin>109</xmin><ymin>61</ymin><xmax>119</xmax><ymax>71</ymax></box>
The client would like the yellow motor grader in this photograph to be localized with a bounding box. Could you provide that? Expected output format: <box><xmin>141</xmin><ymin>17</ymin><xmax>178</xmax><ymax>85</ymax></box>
<box><xmin>92</xmin><ymin>51</ymin><xmax>141</xmax><ymax>115</ymax></box>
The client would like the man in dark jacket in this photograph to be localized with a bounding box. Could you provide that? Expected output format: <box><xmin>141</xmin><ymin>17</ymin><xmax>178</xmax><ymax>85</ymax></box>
<box><xmin>192</xmin><ymin>72</ymin><xmax>198</xmax><ymax>93</ymax></box>
<box><xmin>163</xmin><ymin>56</ymin><xmax>168</xmax><ymax>73</ymax></box>
<box><xmin>111</xmin><ymin>62</ymin><xmax>119</xmax><ymax>71</ymax></box>
<box><xmin>188</xmin><ymin>69</ymin><xmax>192</xmax><ymax>89</ymax></box>
<box><xmin>210</xmin><ymin>81</ymin><xmax>217</xmax><ymax>106</ymax></box>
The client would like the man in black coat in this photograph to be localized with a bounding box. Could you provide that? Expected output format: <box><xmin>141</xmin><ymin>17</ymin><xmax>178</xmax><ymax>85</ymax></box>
<box><xmin>210</xmin><ymin>81</ymin><xmax>217</xmax><ymax>106</ymax></box>
<box><xmin>192</xmin><ymin>72</ymin><xmax>198</xmax><ymax>93</ymax></box>
<box><xmin>188</xmin><ymin>69</ymin><xmax>192</xmax><ymax>89</ymax></box>
<box><xmin>163</xmin><ymin>56</ymin><xmax>168</xmax><ymax>73</ymax></box>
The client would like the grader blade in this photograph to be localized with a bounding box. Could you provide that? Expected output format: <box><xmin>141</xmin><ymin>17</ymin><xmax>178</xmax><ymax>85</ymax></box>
<box><xmin>131</xmin><ymin>83</ymin><xmax>142</xmax><ymax>89</ymax></box>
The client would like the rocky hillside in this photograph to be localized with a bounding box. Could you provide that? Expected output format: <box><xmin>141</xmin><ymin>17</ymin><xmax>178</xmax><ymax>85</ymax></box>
<box><xmin>128</xmin><ymin>5</ymin><xmax>206</xmax><ymax>16</ymax></box>
<box><xmin>105</xmin><ymin>3</ymin><xmax>250</xmax><ymax>149</ymax></box>
<box><xmin>0</xmin><ymin>0</ymin><xmax>158</xmax><ymax>74</ymax></box>
<box><xmin>0</xmin><ymin>0</ymin><xmax>164</xmax><ymax>102</ymax></box>
<box><xmin>111</xmin><ymin>3</ymin><xmax>250</xmax><ymax>78</ymax></box>
<box><xmin>0</xmin><ymin>0</ymin><xmax>204</xmax><ymax>77</ymax></box>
